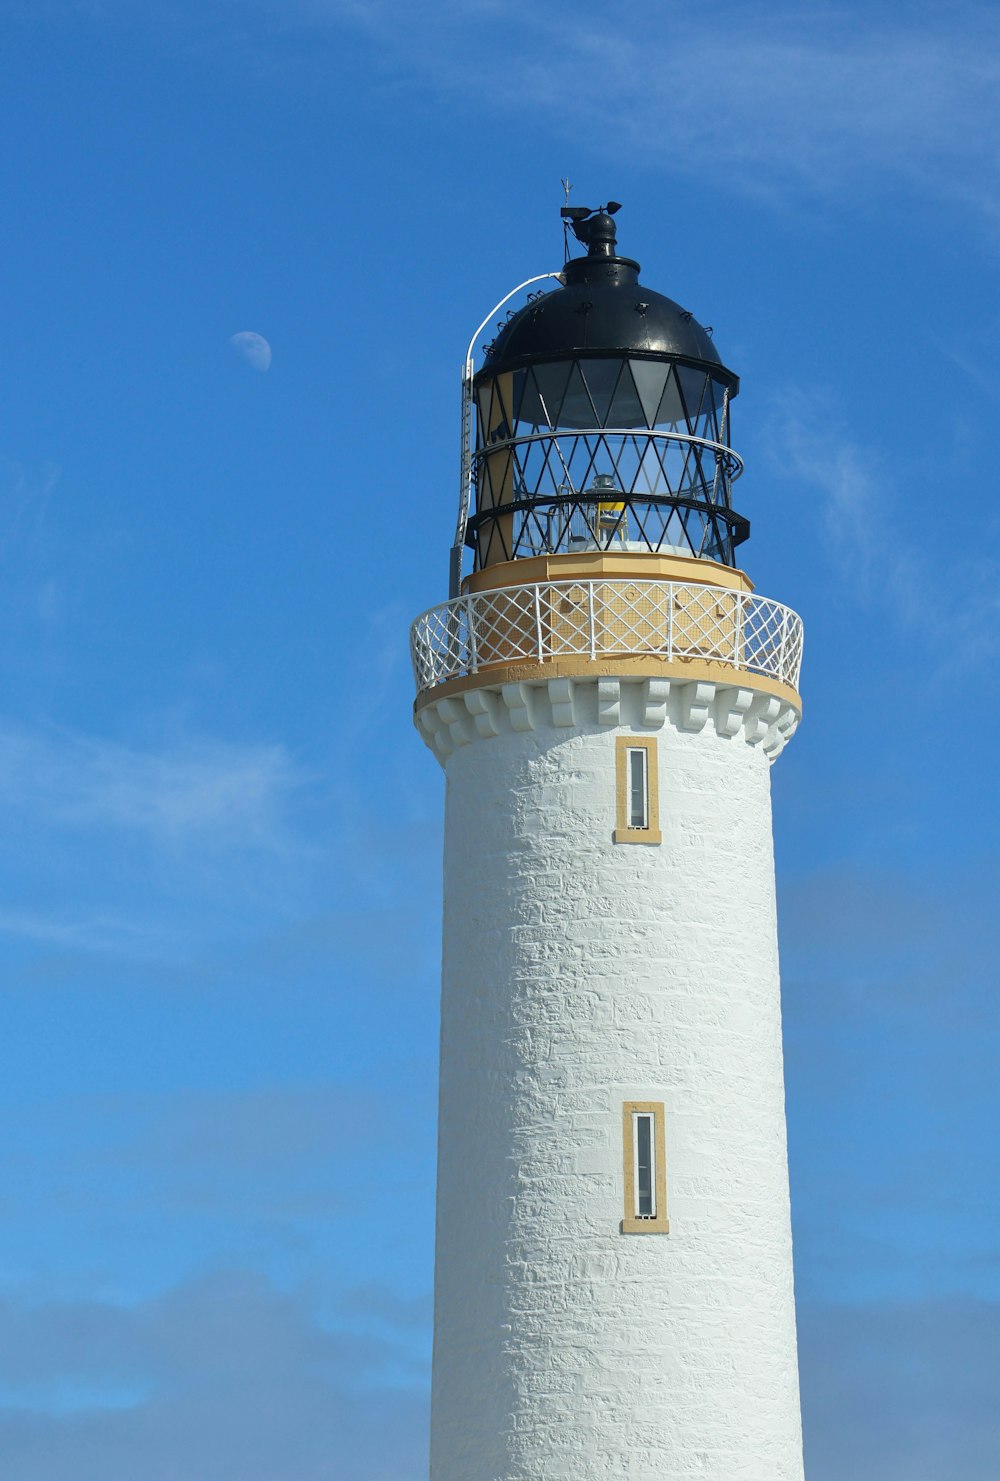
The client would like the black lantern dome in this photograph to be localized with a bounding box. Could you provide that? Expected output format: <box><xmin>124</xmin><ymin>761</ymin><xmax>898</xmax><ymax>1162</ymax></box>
<box><xmin>468</xmin><ymin>205</ymin><xmax>748</xmax><ymax>571</ymax></box>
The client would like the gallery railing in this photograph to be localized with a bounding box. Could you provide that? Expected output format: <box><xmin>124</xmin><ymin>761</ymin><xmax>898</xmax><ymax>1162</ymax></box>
<box><xmin>411</xmin><ymin>579</ymin><xmax>803</xmax><ymax>698</ymax></box>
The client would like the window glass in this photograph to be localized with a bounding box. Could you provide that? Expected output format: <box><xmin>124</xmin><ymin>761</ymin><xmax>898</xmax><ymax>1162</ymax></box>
<box><xmin>628</xmin><ymin>748</ymin><xmax>648</xmax><ymax>829</ymax></box>
<box><xmin>475</xmin><ymin>381</ymin><xmax>494</xmax><ymax>436</ymax></box>
<box><xmin>580</xmin><ymin>359</ymin><xmax>622</xmax><ymax>425</ymax></box>
<box><xmin>675</xmin><ymin>365</ymin><xmax>711</xmax><ymax>432</ymax></box>
<box><xmin>635</xmin><ymin>1113</ymin><xmax>655</xmax><ymax>1218</ymax></box>
<box><xmin>629</xmin><ymin>359</ymin><xmax>669</xmax><ymax>428</ymax></box>
<box><xmin>622</xmin><ymin>1102</ymin><xmax>668</xmax><ymax>1233</ymax></box>
<box><xmin>558</xmin><ymin>361</ymin><xmax>598</xmax><ymax>428</ymax></box>
<box><xmin>606</xmin><ymin>362</ymin><xmax>647</xmax><ymax>428</ymax></box>
<box><xmin>652</xmin><ymin>367</ymin><xmax>685</xmax><ymax>428</ymax></box>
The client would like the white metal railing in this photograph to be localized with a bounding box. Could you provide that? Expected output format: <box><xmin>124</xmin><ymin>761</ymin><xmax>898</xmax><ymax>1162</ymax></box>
<box><xmin>411</xmin><ymin>579</ymin><xmax>803</xmax><ymax>697</ymax></box>
<box><xmin>452</xmin><ymin>270</ymin><xmax>564</xmax><ymax>596</ymax></box>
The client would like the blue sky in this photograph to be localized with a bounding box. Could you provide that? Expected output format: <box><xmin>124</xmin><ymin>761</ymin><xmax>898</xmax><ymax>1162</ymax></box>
<box><xmin>0</xmin><ymin>1</ymin><xmax>998</xmax><ymax>1476</ymax></box>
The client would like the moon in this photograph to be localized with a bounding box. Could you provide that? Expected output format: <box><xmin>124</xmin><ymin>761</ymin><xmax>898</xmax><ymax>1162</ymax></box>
<box><xmin>230</xmin><ymin>331</ymin><xmax>272</xmax><ymax>372</ymax></box>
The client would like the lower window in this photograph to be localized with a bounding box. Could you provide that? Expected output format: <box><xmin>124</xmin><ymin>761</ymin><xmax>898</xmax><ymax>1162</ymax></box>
<box><xmin>621</xmin><ymin>1101</ymin><xmax>669</xmax><ymax>1233</ymax></box>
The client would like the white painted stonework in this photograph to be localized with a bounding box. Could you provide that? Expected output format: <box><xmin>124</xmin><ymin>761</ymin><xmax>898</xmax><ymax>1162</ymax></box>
<box><xmin>426</xmin><ymin>676</ymin><xmax>805</xmax><ymax>1481</ymax></box>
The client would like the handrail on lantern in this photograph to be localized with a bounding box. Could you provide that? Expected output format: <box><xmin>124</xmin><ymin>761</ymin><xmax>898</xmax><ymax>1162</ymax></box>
<box><xmin>474</xmin><ymin>427</ymin><xmax>745</xmax><ymax>483</ymax></box>
<box><xmin>451</xmin><ymin>271</ymin><xmax>566</xmax><ymax>598</ymax></box>
<box><xmin>410</xmin><ymin>578</ymin><xmax>804</xmax><ymax>698</ymax></box>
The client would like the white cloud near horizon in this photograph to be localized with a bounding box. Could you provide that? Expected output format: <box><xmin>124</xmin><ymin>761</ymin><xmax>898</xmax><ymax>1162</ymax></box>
<box><xmin>0</xmin><ymin>1270</ymin><xmax>429</xmax><ymax>1481</ymax></box>
<box><xmin>0</xmin><ymin>1269</ymin><xmax>994</xmax><ymax>1481</ymax></box>
<box><xmin>798</xmin><ymin>1296</ymin><xmax>1000</xmax><ymax>1480</ymax></box>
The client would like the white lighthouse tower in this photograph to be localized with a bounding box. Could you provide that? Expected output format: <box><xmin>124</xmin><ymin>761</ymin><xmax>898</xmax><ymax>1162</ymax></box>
<box><xmin>411</xmin><ymin>204</ymin><xmax>806</xmax><ymax>1480</ymax></box>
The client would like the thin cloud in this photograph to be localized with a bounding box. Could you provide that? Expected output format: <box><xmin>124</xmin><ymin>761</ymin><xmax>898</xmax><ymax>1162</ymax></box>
<box><xmin>772</xmin><ymin>395</ymin><xmax>885</xmax><ymax>596</ymax></box>
<box><xmin>0</xmin><ymin>723</ymin><xmax>319</xmax><ymax>959</ymax></box>
<box><xmin>779</xmin><ymin>862</ymin><xmax>1000</xmax><ymax>1309</ymax></box>
<box><xmin>798</xmin><ymin>1296</ymin><xmax>1000</xmax><ymax>1480</ymax></box>
<box><xmin>0</xmin><ymin>1274</ymin><xmax>996</xmax><ymax>1481</ymax></box>
<box><xmin>0</xmin><ymin>1271</ymin><xmax>429</xmax><ymax>1481</ymax></box>
<box><xmin>0</xmin><ymin>461</ymin><xmax>66</xmax><ymax>635</ymax></box>
<box><xmin>0</xmin><ymin>460</ymin><xmax>60</xmax><ymax>560</ymax></box>
<box><xmin>0</xmin><ymin>909</ymin><xmax>168</xmax><ymax>956</ymax></box>
<box><xmin>0</xmin><ymin>723</ymin><xmax>305</xmax><ymax>849</ymax></box>
<box><xmin>768</xmin><ymin>392</ymin><xmax>1000</xmax><ymax>663</ymax></box>
<box><xmin>21</xmin><ymin>3</ymin><xmax>1000</xmax><ymax>219</ymax></box>
<box><xmin>338</xmin><ymin>1283</ymin><xmax>434</xmax><ymax>1331</ymax></box>
<box><xmin>0</xmin><ymin>1081</ymin><xmax>435</xmax><ymax>1225</ymax></box>
<box><xmin>259</xmin><ymin>1</ymin><xmax>1000</xmax><ymax>220</ymax></box>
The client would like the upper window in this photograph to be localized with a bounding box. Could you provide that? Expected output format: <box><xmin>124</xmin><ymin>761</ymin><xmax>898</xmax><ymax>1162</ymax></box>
<box><xmin>614</xmin><ymin>735</ymin><xmax>661</xmax><ymax>844</ymax></box>
<box><xmin>627</xmin><ymin>745</ymin><xmax>649</xmax><ymax>830</ymax></box>
<box><xmin>633</xmin><ymin>1110</ymin><xmax>656</xmax><ymax>1217</ymax></box>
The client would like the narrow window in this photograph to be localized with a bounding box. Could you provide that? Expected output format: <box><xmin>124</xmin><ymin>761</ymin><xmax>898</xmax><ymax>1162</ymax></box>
<box><xmin>622</xmin><ymin>1101</ymin><xmax>668</xmax><ymax>1233</ymax></box>
<box><xmin>627</xmin><ymin>747</ymin><xmax>648</xmax><ymax>830</ymax></box>
<box><xmin>614</xmin><ymin>736</ymin><xmax>661</xmax><ymax>844</ymax></box>
<box><xmin>633</xmin><ymin>1111</ymin><xmax>655</xmax><ymax>1217</ymax></box>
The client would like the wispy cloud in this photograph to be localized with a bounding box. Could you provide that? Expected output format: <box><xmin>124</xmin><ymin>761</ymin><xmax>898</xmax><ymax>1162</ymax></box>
<box><xmin>799</xmin><ymin>1296</ymin><xmax>1000</xmax><ymax>1480</ymax></box>
<box><xmin>0</xmin><ymin>1272</ymin><xmax>996</xmax><ymax>1481</ymax></box>
<box><xmin>768</xmin><ymin>391</ymin><xmax>1000</xmax><ymax>663</ymax></box>
<box><xmin>0</xmin><ymin>1075</ymin><xmax>436</xmax><ymax>1224</ymax></box>
<box><xmin>183</xmin><ymin>2</ymin><xmax>1000</xmax><ymax>221</ymax></box>
<box><xmin>778</xmin><ymin>861</ymin><xmax>1000</xmax><ymax>1309</ymax></box>
<box><xmin>0</xmin><ymin>720</ymin><xmax>320</xmax><ymax>959</ymax></box>
<box><xmin>602</xmin><ymin>5</ymin><xmax>1000</xmax><ymax>216</ymax></box>
<box><xmin>0</xmin><ymin>460</ymin><xmax>67</xmax><ymax>633</ymax></box>
<box><xmin>18</xmin><ymin>3</ymin><xmax>1000</xmax><ymax>219</ymax></box>
<box><xmin>484</xmin><ymin>2</ymin><xmax>1000</xmax><ymax>218</ymax></box>
<box><xmin>0</xmin><ymin>722</ymin><xmax>305</xmax><ymax>848</ymax></box>
<box><xmin>0</xmin><ymin>460</ymin><xmax>60</xmax><ymax>560</ymax></box>
<box><xmin>0</xmin><ymin>1271</ymin><xmax>428</xmax><ymax>1480</ymax></box>
<box><xmin>338</xmin><ymin>1283</ymin><xmax>433</xmax><ymax>1332</ymax></box>
<box><xmin>0</xmin><ymin>909</ymin><xmax>168</xmax><ymax>957</ymax></box>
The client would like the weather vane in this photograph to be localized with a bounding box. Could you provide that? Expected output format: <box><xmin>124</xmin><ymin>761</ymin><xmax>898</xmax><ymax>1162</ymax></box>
<box><xmin>561</xmin><ymin>177</ymin><xmax>574</xmax><ymax>260</ymax></box>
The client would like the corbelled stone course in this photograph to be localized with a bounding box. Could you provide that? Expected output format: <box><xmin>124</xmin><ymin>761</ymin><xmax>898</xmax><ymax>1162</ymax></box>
<box><xmin>417</xmin><ymin>674</ymin><xmax>799</xmax><ymax>766</ymax></box>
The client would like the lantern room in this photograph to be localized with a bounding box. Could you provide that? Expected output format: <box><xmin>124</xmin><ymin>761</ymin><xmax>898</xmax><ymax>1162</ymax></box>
<box><xmin>468</xmin><ymin>205</ymin><xmax>748</xmax><ymax>572</ymax></box>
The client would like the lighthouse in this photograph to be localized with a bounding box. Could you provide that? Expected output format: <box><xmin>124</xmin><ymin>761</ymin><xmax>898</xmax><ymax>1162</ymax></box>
<box><xmin>411</xmin><ymin>204</ymin><xmax>806</xmax><ymax>1480</ymax></box>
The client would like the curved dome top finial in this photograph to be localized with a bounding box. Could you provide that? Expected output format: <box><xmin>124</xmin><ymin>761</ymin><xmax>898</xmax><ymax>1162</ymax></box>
<box><xmin>479</xmin><ymin>200</ymin><xmax>736</xmax><ymax>385</ymax></box>
<box><xmin>562</xmin><ymin>199</ymin><xmax>624</xmax><ymax>259</ymax></box>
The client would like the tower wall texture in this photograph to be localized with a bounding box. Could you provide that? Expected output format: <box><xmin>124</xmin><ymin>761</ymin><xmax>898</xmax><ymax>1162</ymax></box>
<box><xmin>428</xmin><ymin>676</ymin><xmax>805</xmax><ymax>1481</ymax></box>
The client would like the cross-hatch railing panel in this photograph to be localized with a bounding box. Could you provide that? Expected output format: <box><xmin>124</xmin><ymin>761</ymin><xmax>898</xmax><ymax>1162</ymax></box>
<box><xmin>410</xmin><ymin>580</ymin><xmax>804</xmax><ymax>697</ymax></box>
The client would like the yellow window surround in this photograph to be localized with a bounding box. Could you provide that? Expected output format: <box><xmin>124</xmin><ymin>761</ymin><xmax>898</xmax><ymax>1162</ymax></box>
<box><xmin>621</xmin><ymin>1101</ymin><xmax>669</xmax><ymax>1235</ymax></box>
<box><xmin>614</xmin><ymin>734</ymin><xmax>661</xmax><ymax>844</ymax></box>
